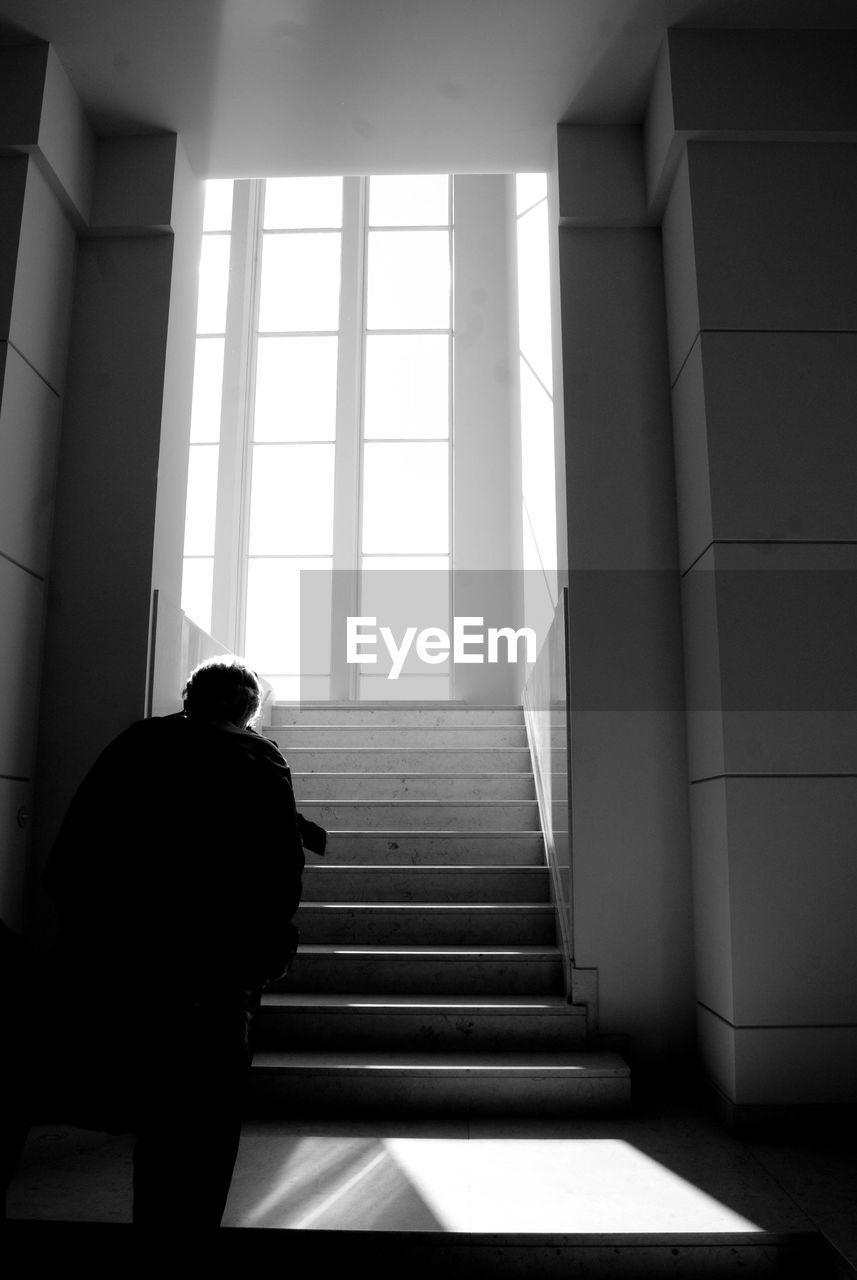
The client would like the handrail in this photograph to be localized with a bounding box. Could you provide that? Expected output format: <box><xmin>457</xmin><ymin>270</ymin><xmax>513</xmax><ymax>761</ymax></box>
<box><xmin>521</xmin><ymin>585</ymin><xmax>573</xmax><ymax>994</ymax></box>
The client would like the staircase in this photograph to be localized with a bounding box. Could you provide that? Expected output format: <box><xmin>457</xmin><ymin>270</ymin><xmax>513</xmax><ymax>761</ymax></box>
<box><xmin>248</xmin><ymin>702</ymin><xmax>631</xmax><ymax>1118</ymax></box>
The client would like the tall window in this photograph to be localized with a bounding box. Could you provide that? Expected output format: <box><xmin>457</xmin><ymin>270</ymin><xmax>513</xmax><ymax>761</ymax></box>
<box><xmin>182</xmin><ymin>180</ymin><xmax>233</xmax><ymax>632</ymax></box>
<box><xmin>516</xmin><ymin>173</ymin><xmax>557</xmax><ymax>603</ymax></box>
<box><xmin>359</xmin><ymin>175</ymin><xmax>452</xmax><ymax>700</ymax></box>
<box><xmin>244</xmin><ymin>178</ymin><xmax>343</xmax><ymax>701</ymax></box>
<box><xmin>182</xmin><ymin>175</ymin><xmax>454</xmax><ymax>699</ymax></box>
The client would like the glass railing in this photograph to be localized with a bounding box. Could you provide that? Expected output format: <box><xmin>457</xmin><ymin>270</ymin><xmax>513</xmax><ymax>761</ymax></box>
<box><xmin>521</xmin><ymin>585</ymin><xmax>572</xmax><ymax>988</ymax></box>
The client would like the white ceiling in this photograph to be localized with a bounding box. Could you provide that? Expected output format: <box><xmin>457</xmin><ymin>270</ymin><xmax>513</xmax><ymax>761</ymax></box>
<box><xmin>1</xmin><ymin>0</ymin><xmax>855</xmax><ymax>177</ymax></box>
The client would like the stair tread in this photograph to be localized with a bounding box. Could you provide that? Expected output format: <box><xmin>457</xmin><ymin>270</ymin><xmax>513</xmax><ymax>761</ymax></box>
<box><xmin>261</xmin><ymin>993</ymin><xmax>581</xmax><ymax>1011</ymax></box>
<box><xmin>252</xmin><ymin>1049</ymin><xmax>628</xmax><ymax>1075</ymax></box>
<box><xmin>299</xmin><ymin>902</ymin><xmax>554</xmax><ymax>910</ymax></box>
<box><xmin>292</xmin><ymin>771</ymin><xmax>535</xmax><ymax>777</ymax></box>
<box><xmin>295</xmin><ymin>944</ymin><xmax>561</xmax><ymax>957</ymax></box>
<box><xmin>326</xmin><ymin>830</ymin><xmax>543</xmax><ymax>837</ymax></box>
<box><xmin>300</xmin><ymin>799</ymin><xmax>538</xmax><ymax>806</ymax></box>
<box><xmin>305</xmin><ymin>864</ymin><xmax>547</xmax><ymax>871</ymax></box>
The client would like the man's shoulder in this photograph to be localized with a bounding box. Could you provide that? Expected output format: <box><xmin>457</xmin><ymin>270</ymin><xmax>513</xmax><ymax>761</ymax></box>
<box><xmin>234</xmin><ymin>726</ymin><xmax>289</xmax><ymax>772</ymax></box>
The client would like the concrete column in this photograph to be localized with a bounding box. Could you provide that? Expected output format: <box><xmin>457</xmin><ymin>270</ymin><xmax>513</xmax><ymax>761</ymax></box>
<box><xmin>556</xmin><ymin>126</ymin><xmax>694</xmax><ymax>1070</ymax></box>
<box><xmin>648</xmin><ymin>29</ymin><xmax>857</xmax><ymax>1121</ymax></box>
<box><xmin>32</xmin><ymin>131</ymin><xmax>203</xmax><ymax>941</ymax></box>
<box><xmin>0</xmin><ymin>45</ymin><xmax>89</xmax><ymax>931</ymax></box>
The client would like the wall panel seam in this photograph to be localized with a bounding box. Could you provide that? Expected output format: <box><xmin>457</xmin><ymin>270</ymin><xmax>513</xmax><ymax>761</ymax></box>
<box><xmin>691</xmin><ymin>773</ymin><xmax>857</xmax><ymax>785</ymax></box>
<box><xmin>699</xmin><ymin>1002</ymin><xmax>857</xmax><ymax>1032</ymax></box>
<box><xmin>6</xmin><ymin>339</ymin><xmax>62</xmax><ymax>398</ymax></box>
<box><xmin>0</xmin><ymin>548</ymin><xmax>44</xmax><ymax>581</ymax></box>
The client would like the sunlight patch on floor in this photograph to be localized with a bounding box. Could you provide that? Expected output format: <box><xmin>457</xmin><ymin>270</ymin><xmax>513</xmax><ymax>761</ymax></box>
<box><xmin>226</xmin><ymin>1133</ymin><xmax>764</xmax><ymax>1233</ymax></box>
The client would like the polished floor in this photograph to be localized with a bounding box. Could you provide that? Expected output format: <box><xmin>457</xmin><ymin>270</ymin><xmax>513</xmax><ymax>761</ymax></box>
<box><xmin>6</xmin><ymin>1088</ymin><xmax>857</xmax><ymax>1270</ymax></box>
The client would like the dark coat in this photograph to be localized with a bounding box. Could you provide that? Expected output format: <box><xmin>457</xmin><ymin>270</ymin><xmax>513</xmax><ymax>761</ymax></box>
<box><xmin>44</xmin><ymin>713</ymin><xmax>314</xmax><ymax>997</ymax></box>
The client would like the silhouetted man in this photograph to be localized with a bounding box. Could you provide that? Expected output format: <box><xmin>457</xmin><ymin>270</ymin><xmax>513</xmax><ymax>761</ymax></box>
<box><xmin>40</xmin><ymin>656</ymin><xmax>324</xmax><ymax>1228</ymax></box>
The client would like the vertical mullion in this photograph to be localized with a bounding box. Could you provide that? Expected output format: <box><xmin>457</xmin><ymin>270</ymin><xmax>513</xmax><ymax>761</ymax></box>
<box><xmin>211</xmin><ymin>180</ymin><xmax>258</xmax><ymax>648</ymax></box>
<box><xmin>233</xmin><ymin>179</ymin><xmax>264</xmax><ymax>657</ymax></box>
<box><xmin>330</xmin><ymin>175</ymin><xmax>365</xmax><ymax>701</ymax></box>
<box><xmin>448</xmin><ymin>174</ymin><xmax>455</xmax><ymax>698</ymax></box>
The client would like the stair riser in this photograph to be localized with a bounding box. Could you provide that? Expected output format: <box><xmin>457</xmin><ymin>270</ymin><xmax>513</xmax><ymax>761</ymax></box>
<box><xmin>276</xmin><ymin>955</ymin><xmax>564</xmax><ymax>995</ymax></box>
<box><xmin>299</xmin><ymin>802</ymin><xmax>540</xmax><ymax>831</ymax></box>
<box><xmin>268</xmin><ymin>727</ymin><xmax>529</xmax><ymax>748</ymax></box>
<box><xmin>322</xmin><ymin>833</ymin><xmax>545</xmax><ymax>864</ymax></box>
<box><xmin>294</xmin><ymin>907</ymin><xmax>557</xmax><ymax>947</ymax></box>
<box><xmin>255</xmin><ymin>1009</ymin><xmax>586</xmax><ymax>1051</ymax></box>
<box><xmin>271</xmin><ymin>705</ymin><xmax>525</xmax><ymax>727</ymax></box>
<box><xmin>302</xmin><ymin>867</ymin><xmax>551</xmax><ymax>901</ymax></box>
<box><xmin>283</xmin><ymin>748</ymin><xmax>534</xmax><ymax>773</ymax></box>
<box><xmin>293</xmin><ymin>774</ymin><xmax>536</xmax><ymax>801</ymax></box>
<box><xmin>246</xmin><ymin>1072</ymin><xmax>630</xmax><ymax>1118</ymax></box>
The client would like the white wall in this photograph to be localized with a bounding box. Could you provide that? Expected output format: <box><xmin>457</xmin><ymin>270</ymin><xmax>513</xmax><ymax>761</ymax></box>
<box><xmin>556</xmin><ymin>125</ymin><xmax>695</xmax><ymax>1069</ymax></box>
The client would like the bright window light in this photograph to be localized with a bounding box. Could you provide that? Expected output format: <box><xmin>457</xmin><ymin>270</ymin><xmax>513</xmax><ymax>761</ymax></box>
<box><xmin>516</xmin><ymin>198</ymin><xmax>553</xmax><ymax>394</ymax></box>
<box><xmin>183</xmin><ymin>445</ymin><xmax>219</xmax><ymax>556</ymax></box>
<box><xmin>196</xmin><ymin>235</ymin><xmax>230</xmax><ymax>334</ymax></box>
<box><xmin>189</xmin><ymin>338</ymin><xmax>225</xmax><ymax>443</ymax></box>
<box><xmin>254</xmin><ymin>336</ymin><xmax>338</xmax><ymax>442</ymax></box>
<box><xmin>203</xmin><ymin>179</ymin><xmax>234</xmax><ymax>232</ymax></box>
<box><xmin>259</xmin><ymin>232</ymin><xmax>342</xmax><ymax>332</ymax></box>
<box><xmin>248</xmin><ymin>443</ymin><xmax>335</xmax><ymax>555</ymax></box>
<box><xmin>366</xmin><ymin>231</ymin><xmax>450</xmax><ymax>330</ymax></box>
<box><xmin>515</xmin><ymin>172</ymin><xmax>547</xmax><ymax>215</ymax></box>
<box><xmin>244</xmin><ymin>557</ymin><xmax>332</xmax><ymax>675</ymax></box>
<box><xmin>364</xmin><ymin>335</ymin><xmax>449</xmax><ymax>439</ymax></box>
<box><xmin>264</xmin><ymin>177</ymin><xmax>343</xmax><ymax>229</ymax></box>
<box><xmin>181</xmin><ymin>557</ymin><xmax>214</xmax><ymax>632</ymax></box>
<box><xmin>361</xmin><ymin>556</ymin><xmax>449</xmax><ymax>572</ymax></box>
<box><xmin>369</xmin><ymin>174</ymin><xmax>449</xmax><ymax>227</ymax></box>
<box><xmin>361</xmin><ymin>442</ymin><xmax>448</xmax><ymax>554</ymax></box>
<box><xmin>520</xmin><ymin>359</ymin><xmax>557</xmax><ymax>571</ymax></box>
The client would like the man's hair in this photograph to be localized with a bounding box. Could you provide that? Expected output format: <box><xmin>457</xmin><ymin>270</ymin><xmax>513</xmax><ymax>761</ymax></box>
<box><xmin>182</xmin><ymin>656</ymin><xmax>262</xmax><ymax>726</ymax></box>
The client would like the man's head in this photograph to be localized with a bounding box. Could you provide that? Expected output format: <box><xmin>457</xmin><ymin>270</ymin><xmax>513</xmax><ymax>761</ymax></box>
<box><xmin>182</xmin><ymin>656</ymin><xmax>262</xmax><ymax>729</ymax></box>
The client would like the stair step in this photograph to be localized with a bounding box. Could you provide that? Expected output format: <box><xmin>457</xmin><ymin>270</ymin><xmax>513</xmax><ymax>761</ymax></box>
<box><xmin>283</xmin><ymin>747</ymin><xmax>535</xmax><ymax>773</ymax></box>
<box><xmin>293</xmin><ymin>773</ymin><xmax>536</xmax><ymax>800</ymax></box>
<box><xmin>256</xmin><ymin>992</ymin><xmax>586</xmax><ymax>1050</ymax></box>
<box><xmin>246</xmin><ymin>1049</ymin><xmax>630</xmax><ymax>1118</ymax></box>
<box><xmin>274</xmin><ymin>945</ymin><xmax>565</xmax><ymax>995</ymax></box>
<box><xmin>271</xmin><ymin>702</ymin><xmax>525</xmax><ymax>726</ymax></box>
<box><xmin>3</xmin><ymin>1222</ymin><xmax>832</xmax><ymax>1275</ymax></box>
<box><xmin>321</xmin><ymin>831</ymin><xmax>546</xmax><ymax>865</ymax></box>
<box><xmin>267</xmin><ymin>725</ymin><xmax>529</xmax><ymax>748</ymax></box>
<box><xmin>298</xmin><ymin>800</ymin><xmax>540</xmax><ymax>831</ymax></box>
<box><xmin>302</xmin><ymin>864</ymin><xmax>551</xmax><ymax>902</ymax></box>
<box><xmin>295</xmin><ymin>902</ymin><xmax>557</xmax><ymax>946</ymax></box>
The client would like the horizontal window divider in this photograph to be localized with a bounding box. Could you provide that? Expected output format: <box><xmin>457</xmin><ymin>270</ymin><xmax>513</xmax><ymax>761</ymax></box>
<box><xmin>251</xmin><ymin>439</ymin><xmax>337</xmax><ymax>446</ymax></box>
<box><xmin>368</xmin><ymin>224</ymin><xmax>450</xmax><ymax>232</ymax></box>
<box><xmin>256</xmin><ymin>329</ymin><xmax>340</xmax><ymax>335</ymax></box>
<box><xmin>365</xmin><ymin>328</ymin><xmax>451</xmax><ymax>336</ymax></box>
<box><xmin>262</xmin><ymin>226</ymin><xmax>343</xmax><ymax>235</ymax></box>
